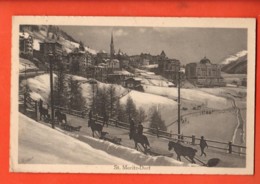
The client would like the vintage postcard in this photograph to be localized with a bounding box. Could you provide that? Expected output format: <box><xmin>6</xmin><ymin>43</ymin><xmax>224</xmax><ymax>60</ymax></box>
<box><xmin>10</xmin><ymin>16</ymin><xmax>255</xmax><ymax>174</ymax></box>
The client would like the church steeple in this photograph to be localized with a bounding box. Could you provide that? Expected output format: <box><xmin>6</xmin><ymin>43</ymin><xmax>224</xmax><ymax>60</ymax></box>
<box><xmin>110</xmin><ymin>32</ymin><xmax>115</xmax><ymax>59</ymax></box>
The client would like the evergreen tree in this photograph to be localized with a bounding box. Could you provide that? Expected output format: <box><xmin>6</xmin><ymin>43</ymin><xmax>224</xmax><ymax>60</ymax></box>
<box><xmin>125</xmin><ymin>96</ymin><xmax>137</xmax><ymax>123</ymax></box>
<box><xmin>95</xmin><ymin>86</ymin><xmax>108</xmax><ymax>118</ymax></box>
<box><xmin>67</xmin><ymin>76</ymin><xmax>86</xmax><ymax>111</ymax></box>
<box><xmin>136</xmin><ymin>107</ymin><xmax>147</xmax><ymax>123</ymax></box>
<box><xmin>107</xmin><ymin>85</ymin><xmax>117</xmax><ymax>118</ymax></box>
<box><xmin>52</xmin><ymin>62</ymin><xmax>67</xmax><ymax>107</ymax></box>
<box><xmin>149</xmin><ymin>106</ymin><xmax>167</xmax><ymax>133</ymax></box>
<box><xmin>115</xmin><ymin>99</ymin><xmax>126</xmax><ymax>122</ymax></box>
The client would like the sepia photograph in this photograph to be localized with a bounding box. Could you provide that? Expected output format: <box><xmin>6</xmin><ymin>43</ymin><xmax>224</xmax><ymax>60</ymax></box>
<box><xmin>10</xmin><ymin>16</ymin><xmax>255</xmax><ymax>174</ymax></box>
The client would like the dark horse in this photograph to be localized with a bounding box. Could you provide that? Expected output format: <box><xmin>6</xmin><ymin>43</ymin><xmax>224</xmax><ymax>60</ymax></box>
<box><xmin>38</xmin><ymin>99</ymin><xmax>49</xmax><ymax>121</ymax></box>
<box><xmin>88</xmin><ymin>119</ymin><xmax>103</xmax><ymax>138</ymax></box>
<box><xmin>168</xmin><ymin>141</ymin><xmax>197</xmax><ymax>163</ymax></box>
<box><xmin>129</xmin><ymin>131</ymin><xmax>150</xmax><ymax>153</ymax></box>
<box><xmin>55</xmin><ymin>110</ymin><xmax>67</xmax><ymax>124</ymax></box>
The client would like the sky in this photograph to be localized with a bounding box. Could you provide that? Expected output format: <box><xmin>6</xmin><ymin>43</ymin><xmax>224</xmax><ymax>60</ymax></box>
<box><xmin>59</xmin><ymin>26</ymin><xmax>247</xmax><ymax>64</ymax></box>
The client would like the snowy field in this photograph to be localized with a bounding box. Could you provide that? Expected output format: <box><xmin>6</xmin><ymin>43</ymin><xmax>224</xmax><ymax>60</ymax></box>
<box><xmin>168</xmin><ymin>111</ymin><xmax>237</xmax><ymax>143</ymax></box>
<box><xmin>18</xmin><ymin>113</ymin><xmax>135</xmax><ymax>165</ymax></box>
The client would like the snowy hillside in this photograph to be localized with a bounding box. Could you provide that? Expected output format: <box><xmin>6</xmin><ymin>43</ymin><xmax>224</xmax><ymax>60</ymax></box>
<box><xmin>120</xmin><ymin>90</ymin><xmax>177</xmax><ymax>112</ymax></box>
<box><xmin>143</xmin><ymin>85</ymin><xmax>232</xmax><ymax>109</ymax></box>
<box><xmin>221</xmin><ymin>50</ymin><xmax>247</xmax><ymax>74</ymax></box>
<box><xmin>221</xmin><ymin>50</ymin><xmax>247</xmax><ymax>65</ymax></box>
<box><xmin>18</xmin><ymin>113</ymin><xmax>135</xmax><ymax>165</ymax></box>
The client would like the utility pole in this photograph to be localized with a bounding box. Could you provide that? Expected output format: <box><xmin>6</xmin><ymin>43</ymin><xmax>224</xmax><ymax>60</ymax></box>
<box><xmin>49</xmin><ymin>54</ymin><xmax>55</xmax><ymax>129</ymax></box>
<box><xmin>177</xmin><ymin>65</ymin><xmax>181</xmax><ymax>139</ymax></box>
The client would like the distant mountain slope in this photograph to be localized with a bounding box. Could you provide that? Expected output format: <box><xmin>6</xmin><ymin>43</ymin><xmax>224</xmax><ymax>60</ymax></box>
<box><xmin>221</xmin><ymin>50</ymin><xmax>247</xmax><ymax>74</ymax></box>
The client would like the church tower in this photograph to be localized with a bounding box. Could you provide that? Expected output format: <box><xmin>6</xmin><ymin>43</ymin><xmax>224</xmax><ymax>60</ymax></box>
<box><xmin>110</xmin><ymin>32</ymin><xmax>115</xmax><ymax>59</ymax></box>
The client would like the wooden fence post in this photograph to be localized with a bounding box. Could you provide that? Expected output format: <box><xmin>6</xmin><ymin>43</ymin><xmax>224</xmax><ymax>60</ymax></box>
<box><xmin>228</xmin><ymin>141</ymin><xmax>232</xmax><ymax>154</ymax></box>
<box><xmin>192</xmin><ymin>135</ymin><xmax>195</xmax><ymax>145</ymax></box>
<box><xmin>35</xmin><ymin>101</ymin><xmax>38</xmax><ymax>121</ymax></box>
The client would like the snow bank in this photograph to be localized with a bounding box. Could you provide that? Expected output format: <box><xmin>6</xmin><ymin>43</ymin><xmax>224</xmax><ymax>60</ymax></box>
<box><xmin>144</xmin><ymin>85</ymin><xmax>231</xmax><ymax>109</ymax></box>
<box><xmin>120</xmin><ymin>90</ymin><xmax>177</xmax><ymax>112</ymax></box>
<box><xmin>78</xmin><ymin>135</ymin><xmax>195</xmax><ymax>167</ymax></box>
<box><xmin>19</xmin><ymin>113</ymin><xmax>135</xmax><ymax>165</ymax></box>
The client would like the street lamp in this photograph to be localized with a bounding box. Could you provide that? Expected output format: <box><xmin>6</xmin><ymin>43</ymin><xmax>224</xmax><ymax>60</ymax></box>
<box><xmin>44</xmin><ymin>40</ymin><xmax>61</xmax><ymax>129</ymax></box>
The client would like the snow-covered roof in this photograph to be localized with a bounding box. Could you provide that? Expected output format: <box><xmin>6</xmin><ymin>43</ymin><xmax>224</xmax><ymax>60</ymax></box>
<box><xmin>99</xmin><ymin>50</ymin><xmax>107</xmax><ymax>53</ymax></box>
<box><xmin>19</xmin><ymin>32</ymin><xmax>31</xmax><ymax>39</ymax></box>
<box><xmin>133</xmin><ymin>77</ymin><xmax>143</xmax><ymax>81</ymax></box>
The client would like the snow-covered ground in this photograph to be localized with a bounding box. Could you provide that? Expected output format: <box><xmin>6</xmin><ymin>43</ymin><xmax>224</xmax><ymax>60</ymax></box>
<box><xmin>143</xmin><ymin>85</ymin><xmax>232</xmax><ymax>109</ymax></box>
<box><xmin>18</xmin><ymin>113</ymin><xmax>136</xmax><ymax>165</ymax></box>
<box><xmin>18</xmin><ymin>113</ymin><xmax>196</xmax><ymax>166</ymax></box>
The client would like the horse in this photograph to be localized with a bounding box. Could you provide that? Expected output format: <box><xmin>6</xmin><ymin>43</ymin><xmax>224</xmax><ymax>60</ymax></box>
<box><xmin>88</xmin><ymin>119</ymin><xmax>103</xmax><ymax>138</ymax></box>
<box><xmin>55</xmin><ymin>110</ymin><xmax>67</xmax><ymax>124</ymax></box>
<box><xmin>129</xmin><ymin>131</ymin><xmax>150</xmax><ymax>153</ymax></box>
<box><xmin>38</xmin><ymin>100</ymin><xmax>49</xmax><ymax>121</ymax></box>
<box><xmin>168</xmin><ymin>141</ymin><xmax>197</xmax><ymax>163</ymax></box>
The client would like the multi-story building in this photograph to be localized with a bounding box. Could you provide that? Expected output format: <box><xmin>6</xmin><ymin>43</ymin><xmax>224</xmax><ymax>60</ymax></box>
<box><xmin>185</xmin><ymin>57</ymin><xmax>225</xmax><ymax>87</ymax></box>
<box><xmin>68</xmin><ymin>48</ymin><xmax>93</xmax><ymax>75</ymax></box>
<box><xmin>158</xmin><ymin>51</ymin><xmax>180</xmax><ymax>82</ymax></box>
<box><xmin>19</xmin><ymin>32</ymin><xmax>34</xmax><ymax>58</ymax></box>
<box><xmin>37</xmin><ymin>40</ymin><xmax>63</xmax><ymax>71</ymax></box>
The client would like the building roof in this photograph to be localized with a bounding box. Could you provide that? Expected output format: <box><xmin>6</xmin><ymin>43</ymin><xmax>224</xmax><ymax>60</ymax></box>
<box><xmin>125</xmin><ymin>77</ymin><xmax>143</xmax><ymax>82</ymax></box>
<box><xmin>200</xmin><ymin>57</ymin><xmax>211</xmax><ymax>64</ymax></box>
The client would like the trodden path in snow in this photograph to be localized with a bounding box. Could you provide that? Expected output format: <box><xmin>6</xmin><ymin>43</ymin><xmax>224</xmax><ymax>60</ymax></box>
<box><xmin>40</xmin><ymin>114</ymin><xmax>246</xmax><ymax>168</ymax></box>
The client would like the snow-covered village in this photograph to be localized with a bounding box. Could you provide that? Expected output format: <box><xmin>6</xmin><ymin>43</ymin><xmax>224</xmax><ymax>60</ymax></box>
<box><xmin>17</xmin><ymin>23</ymin><xmax>249</xmax><ymax>170</ymax></box>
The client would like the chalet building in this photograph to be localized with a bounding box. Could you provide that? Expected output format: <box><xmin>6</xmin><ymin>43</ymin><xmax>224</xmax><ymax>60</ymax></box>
<box><xmin>107</xmin><ymin>70</ymin><xmax>134</xmax><ymax>85</ymax></box>
<box><xmin>124</xmin><ymin>77</ymin><xmax>144</xmax><ymax>91</ymax></box>
<box><xmin>185</xmin><ymin>57</ymin><xmax>225</xmax><ymax>87</ymax></box>
<box><xmin>19</xmin><ymin>32</ymin><xmax>34</xmax><ymax>58</ymax></box>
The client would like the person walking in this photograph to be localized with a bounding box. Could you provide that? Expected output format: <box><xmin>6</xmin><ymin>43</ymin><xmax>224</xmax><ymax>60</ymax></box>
<box><xmin>200</xmin><ymin>136</ymin><xmax>208</xmax><ymax>156</ymax></box>
<box><xmin>137</xmin><ymin>122</ymin><xmax>144</xmax><ymax>136</ymax></box>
